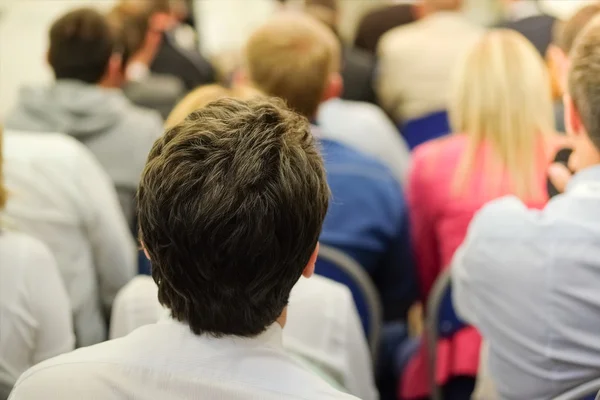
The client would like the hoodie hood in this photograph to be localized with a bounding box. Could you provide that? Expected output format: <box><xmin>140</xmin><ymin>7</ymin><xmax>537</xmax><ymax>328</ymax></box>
<box><xmin>6</xmin><ymin>80</ymin><xmax>129</xmax><ymax>138</ymax></box>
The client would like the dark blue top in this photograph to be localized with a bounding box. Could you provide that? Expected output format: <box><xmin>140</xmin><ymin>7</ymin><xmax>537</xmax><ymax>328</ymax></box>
<box><xmin>318</xmin><ymin>136</ymin><xmax>416</xmax><ymax>321</ymax></box>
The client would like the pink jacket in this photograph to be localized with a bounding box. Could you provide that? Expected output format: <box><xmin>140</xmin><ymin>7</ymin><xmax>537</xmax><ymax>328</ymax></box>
<box><xmin>401</xmin><ymin>134</ymin><xmax>554</xmax><ymax>399</ymax></box>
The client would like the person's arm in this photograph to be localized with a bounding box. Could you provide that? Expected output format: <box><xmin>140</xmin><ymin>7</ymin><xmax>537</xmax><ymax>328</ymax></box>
<box><xmin>76</xmin><ymin>146</ymin><xmax>136</xmax><ymax>315</ymax></box>
<box><xmin>27</xmin><ymin>241</ymin><xmax>75</xmax><ymax>364</ymax></box>
<box><xmin>341</xmin><ymin>292</ymin><xmax>379</xmax><ymax>400</ymax></box>
<box><xmin>407</xmin><ymin>151</ymin><xmax>442</xmax><ymax>300</ymax></box>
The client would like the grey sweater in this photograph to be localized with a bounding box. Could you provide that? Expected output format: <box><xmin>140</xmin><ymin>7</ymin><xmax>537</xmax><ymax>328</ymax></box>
<box><xmin>6</xmin><ymin>80</ymin><xmax>164</xmax><ymax>227</ymax></box>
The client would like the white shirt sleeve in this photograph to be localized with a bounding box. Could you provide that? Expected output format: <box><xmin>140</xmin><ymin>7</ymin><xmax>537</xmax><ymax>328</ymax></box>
<box><xmin>76</xmin><ymin>145</ymin><xmax>137</xmax><ymax>314</ymax></box>
<box><xmin>342</xmin><ymin>297</ymin><xmax>379</xmax><ymax>400</ymax></box>
<box><xmin>26</xmin><ymin>239</ymin><xmax>75</xmax><ymax>364</ymax></box>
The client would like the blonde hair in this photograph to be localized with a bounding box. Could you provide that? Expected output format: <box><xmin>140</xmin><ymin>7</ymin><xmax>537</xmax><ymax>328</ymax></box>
<box><xmin>165</xmin><ymin>84</ymin><xmax>263</xmax><ymax>129</ymax></box>
<box><xmin>0</xmin><ymin>127</ymin><xmax>6</xmax><ymax>210</ymax></box>
<box><xmin>245</xmin><ymin>13</ymin><xmax>340</xmax><ymax>118</ymax></box>
<box><xmin>450</xmin><ymin>30</ymin><xmax>554</xmax><ymax>201</ymax></box>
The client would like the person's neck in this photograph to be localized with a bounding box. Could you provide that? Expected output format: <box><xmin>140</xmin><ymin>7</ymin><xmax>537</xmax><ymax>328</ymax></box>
<box><xmin>276</xmin><ymin>307</ymin><xmax>288</xmax><ymax>329</ymax></box>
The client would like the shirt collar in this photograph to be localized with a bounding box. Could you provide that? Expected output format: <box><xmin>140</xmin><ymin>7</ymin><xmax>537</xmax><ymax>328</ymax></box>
<box><xmin>566</xmin><ymin>165</ymin><xmax>600</xmax><ymax>192</ymax></box>
<box><xmin>507</xmin><ymin>1</ymin><xmax>541</xmax><ymax>21</ymax></box>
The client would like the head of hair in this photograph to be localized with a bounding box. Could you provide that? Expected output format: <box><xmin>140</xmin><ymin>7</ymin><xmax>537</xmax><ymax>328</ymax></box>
<box><xmin>245</xmin><ymin>14</ymin><xmax>340</xmax><ymax>118</ymax></box>
<box><xmin>48</xmin><ymin>8</ymin><xmax>120</xmax><ymax>84</ymax></box>
<box><xmin>138</xmin><ymin>97</ymin><xmax>330</xmax><ymax>337</ymax></box>
<box><xmin>569</xmin><ymin>15</ymin><xmax>600</xmax><ymax>151</ymax></box>
<box><xmin>554</xmin><ymin>3</ymin><xmax>600</xmax><ymax>54</ymax></box>
<box><xmin>0</xmin><ymin>127</ymin><xmax>6</xmax><ymax>210</ymax></box>
<box><xmin>165</xmin><ymin>84</ymin><xmax>263</xmax><ymax>129</ymax></box>
<box><xmin>450</xmin><ymin>29</ymin><xmax>554</xmax><ymax>201</ymax></box>
<box><xmin>107</xmin><ymin>3</ymin><xmax>151</xmax><ymax>57</ymax></box>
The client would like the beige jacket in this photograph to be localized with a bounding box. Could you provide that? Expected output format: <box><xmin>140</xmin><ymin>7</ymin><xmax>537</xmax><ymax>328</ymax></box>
<box><xmin>376</xmin><ymin>12</ymin><xmax>482</xmax><ymax>123</ymax></box>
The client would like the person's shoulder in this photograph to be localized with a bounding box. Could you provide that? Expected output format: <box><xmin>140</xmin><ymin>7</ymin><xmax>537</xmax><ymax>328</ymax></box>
<box><xmin>468</xmin><ymin>196</ymin><xmax>541</xmax><ymax>240</ymax></box>
<box><xmin>0</xmin><ymin>231</ymin><xmax>53</xmax><ymax>272</ymax></box>
<box><xmin>291</xmin><ymin>275</ymin><xmax>351</xmax><ymax>305</ymax></box>
<box><xmin>412</xmin><ymin>134</ymin><xmax>464</xmax><ymax>166</ymax></box>
<box><xmin>378</xmin><ymin>20</ymin><xmax>422</xmax><ymax>53</ymax></box>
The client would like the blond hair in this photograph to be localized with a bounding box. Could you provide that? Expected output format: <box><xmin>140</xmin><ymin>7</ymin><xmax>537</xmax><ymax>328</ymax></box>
<box><xmin>165</xmin><ymin>84</ymin><xmax>263</xmax><ymax>129</ymax></box>
<box><xmin>0</xmin><ymin>127</ymin><xmax>6</xmax><ymax>210</ymax></box>
<box><xmin>450</xmin><ymin>30</ymin><xmax>554</xmax><ymax>201</ymax></box>
<box><xmin>245</xmin><ymin>13</ymin><xmax>340</xmax><ymax>118</ymax></box>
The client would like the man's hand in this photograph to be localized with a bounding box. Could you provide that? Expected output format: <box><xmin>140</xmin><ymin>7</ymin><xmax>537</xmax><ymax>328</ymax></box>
<box><xmin>548</xmin><ymin>162</ymin><xmax>573</xmax><ymax>194</ymax></box>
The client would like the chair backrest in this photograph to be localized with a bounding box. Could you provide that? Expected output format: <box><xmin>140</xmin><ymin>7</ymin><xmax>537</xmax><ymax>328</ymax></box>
<box><xmin>425</xmin><ymin>267</ymin><xmax>468</xmax><ymax>400</ymax></box>
<box><xmin>401</xmin><ymin>110</ymin><xmax>450</xmax><ymax>150</ymax></box>
<box><xmin>315</xmin><ymin>245</ymin><xmax>382</xmax><ymax>360</ymax></box>
<box><xmin>552</xmin><ymin>378</ymin><xmax>600</xmax><ymax>400</ymax></box>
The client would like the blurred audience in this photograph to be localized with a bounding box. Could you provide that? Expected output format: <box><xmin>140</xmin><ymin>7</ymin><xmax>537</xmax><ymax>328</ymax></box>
<box><xmin>243</xmin><ymin>13</ymin><xmax>416</xmax><ymax>325</ymax></box>
<box><xmin>131</xmin><ymin>0</ymin><xmax>215</xmax><ymax>91</ymax></box>
<box><xmin>3</xmin><ymin>128</ymin><xmax>135</xmax><ymax>347</ymax></box>
<box><xmin>452</xmin><ymin>17</ymin><xmax>600</xmax><ymax>399</ymax></box>
<box><xmin>499</xmin><ymin>0</ymin><xmax>555</xmax><ymax>56</ymax></box>
<box><xmin>9</xmin><ymin>97</ymin><xmax>357</xmax><ymax>400</ymax></box>
<box><xmin>5</xmin><ymin>8</ymin><xmax>163</xmax><ymax>228</ymax></box>
<box><xmin>108</xmin><ymin>3</ymin><xmax>185</xmax><ymax>119</ymax></box>
<box><xmin>306</xmin><ymin>0</ymin><xmax>376</xmax><ymax>104</ymax></box>
<box><xmin>0</xmin><ymin>129</ymin><xmax>74</xmax><ymax>390</ymax></box>
<box><xmin>402</xmin><ymin>29</ymin><xmax>561</xmax><ymax>400</ymax></box>
<box><xmin>377</xmin><ymin>0</ymin><xmax>481</xmax><ymax>127</ymax></box>
<box><xmin>547</xmin><ymin>3</ymin><xmax>600</xmax><ymax>134</ymax></box>
<box><xmin>354</xmin><ymin>2</ymin><xmax>417</xmax><ymax>54</ymax></box>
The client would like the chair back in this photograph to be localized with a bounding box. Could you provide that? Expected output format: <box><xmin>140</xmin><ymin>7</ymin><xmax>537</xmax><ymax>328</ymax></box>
<box><xmin>315</xmin><ymin>245</ymin><xmax>382</xmax><ymax>360</ymax></box>
<box><xmin>425</xmin><ymin>268</ymin><xmax>468</xmax><ymax>400</ymax></box>
<box><xmin>401</xmin><ymin>110</ymin><xmax>450</xmax><ymax>150</ymax></box>
<box><xmin>552</xmin><ymin>378</ymin><xmax>600</xmax><ymax>400</ymax></box>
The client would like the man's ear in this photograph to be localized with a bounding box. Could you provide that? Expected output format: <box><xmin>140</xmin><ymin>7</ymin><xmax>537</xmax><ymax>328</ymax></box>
<box><xmin>322</xmin><ymin>72</ymin><xmax>343</xmax><ymax>102</ymax></box>
<box><xmin>564</xmin><ymin>93</ymin><xmax>584</xmax><ymax>137</ymax></box>
<box><xmin>302</xmin><ymin>243</ymin><xmax>319</xmax><ymax>279</ymax></box>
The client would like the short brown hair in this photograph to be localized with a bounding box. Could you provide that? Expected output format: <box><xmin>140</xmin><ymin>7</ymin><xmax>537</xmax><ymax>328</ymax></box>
<box><xmin>49</xmin><ymin>8</ymin><xmax>117</xmax><ymax>84</ymax></box>
<box><xmin>569</xmin><ymin>15</ymin><xmax>600</xmax><ymax>149</ymax></box>
<box><xmin>138</xmin><ymin>97</ymin><xmax>329</xmax><ymax>337</ymax></box>
<box><xmin>245</xmin><ymin>14</ymin><xmax>340</xmax><ymax>118</ymax></box>
<box><xmin>554</xmin><ymin>3</ymin><xmax>600</xmax><ymax>53</ymax></box>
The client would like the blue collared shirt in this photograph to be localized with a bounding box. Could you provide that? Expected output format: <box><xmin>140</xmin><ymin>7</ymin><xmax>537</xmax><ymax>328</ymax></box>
<box><xmin>452</xmin><ymin>165</ymin><xmax>600</xmax><ymax>400</ymax></box>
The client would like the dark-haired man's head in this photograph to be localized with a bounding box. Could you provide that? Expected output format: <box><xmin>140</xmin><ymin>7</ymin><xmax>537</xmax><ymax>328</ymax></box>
<box><xmin>548</xmin><ymin>3</ymin><xmax>600</xmax><ymax>96</ymax></box>
<box><xmin>565</xmin><ymin>15</ymin><xmax>600</xmax><ymax>172</ymax></box>
<box><xmin>244</xmin><ymin>14</ymin><xmax>342</xmax><ymax>119</ymax></box>
<box><xmin>48</xmin><ymin>8</ymin><xmax>125</xmax><ymax>87</ymax></box>
<box><xmin>137</xmin><ymin>97</ymin><xmax>329</xmax><ymax>337</ymax></box>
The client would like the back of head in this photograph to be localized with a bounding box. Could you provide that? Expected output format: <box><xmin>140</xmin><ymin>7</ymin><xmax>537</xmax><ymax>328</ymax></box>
<box><xmin>569</xmin><ymin>15</ymin><xmax>600</xmax><ymax>150</ymax></box>
<box><xmin>138</xmin><ymin>97</ymin><xmax>330</xmax><ymax>337</ymax></box>
<box><xmin>165</xmin><ymin>84</ymin><xmax>263</xmax><ymax>128</ymax></box>
<box><xmin>107</xmin><ymin>3</ymin><xmax>151</xmax><ymax>58</ymax></box>
<box><xmin>49</xmin><ymin>8</ymin><xmax>116</xmax><ymax>84</ymax></box>
<box><xmin>245</xmin><ymin>14</ymin><xmax>340</xmax><ymax>118</ymax></box>
<box><xmin>554</xmin><ymin>3</ymin><xmax>600</xmax><ymax>54</ymax></box>
<box><xmin>450</xmin><ymin>29</ymin><xmax>553</xmax><ymax>200</ymax></box>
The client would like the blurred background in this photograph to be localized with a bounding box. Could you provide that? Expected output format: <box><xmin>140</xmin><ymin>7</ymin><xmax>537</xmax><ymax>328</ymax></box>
<box><xmin>0</xmin><ymin>0</ymin><xmax>594</xmax><ymax>119</ymax></box>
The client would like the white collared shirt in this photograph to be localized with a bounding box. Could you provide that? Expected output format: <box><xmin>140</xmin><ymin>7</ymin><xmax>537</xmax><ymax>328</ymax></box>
<box><xmin>0</xmin><ymin>231</ymin><xmax>74</xmax><ymax>387</ymax></box>
<box><xmin>10</xmin><ymin>319</ymin><xmax>358</xmax><ymax>400</ymax></box>
<box><xmin>109</xmin><ymin>275</ymin><xmax>377</xmax><ymax>400</ymax></box>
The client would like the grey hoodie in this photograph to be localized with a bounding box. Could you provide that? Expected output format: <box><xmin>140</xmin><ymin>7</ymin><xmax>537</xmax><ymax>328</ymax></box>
<box><xmin>6</xmin><ymin>80</ymin><xmax>164</xmax><ymax>227</ymax></box>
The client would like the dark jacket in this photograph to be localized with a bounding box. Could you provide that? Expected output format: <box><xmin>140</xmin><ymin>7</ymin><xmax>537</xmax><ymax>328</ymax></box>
<box><xmin>341</xmin><ymin>47</ymin><xmax>376</xmax><ymax>104</ymax></box>
<box><xmin>354</xmin><ymin>4</ymin><xmax>415</xmax><ymax>54</ymax></box>
<box><xmin>151</xmin><ymin>30</ymin><xmax>215</xmax><ymax>91</ymax></box>
<box><xmin>500</xmin><ymin>14</ymin><xmax>556</xmax><ymax>56</ymax></box>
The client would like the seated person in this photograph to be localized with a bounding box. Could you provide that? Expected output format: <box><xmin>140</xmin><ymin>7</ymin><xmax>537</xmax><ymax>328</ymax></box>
<box><xmin>354</xmin><ymin>2</ymin><xmax>416</xmax><ymax>54</ymax></box>
<box><xmin>376</xmin><ymin>0</ymin><xmax>482</xmax><ymax>126</ymax></box>
<box><xmin>452</xmin><ymin>17</ymin><xmax>600</xmax><ymax>399</ymax></box>
<box><xmin>108</xmin><ymin>2</ymin><xmax>185</xmax><ymax>119</ymax></box>
<box><xmin>5</xmin><ymin>8</ymin><xmax>163</xmax><ymax>228</ymax></box>
<box><xmin>242</xmin><ymin>13</ymin><xmax>416</xmax><ymax>325</ymax></box>
<box><xmin>9</xmin><ymin>97</ymin><xmax>358</xmax><ymax>400</ymax></box>
<box><xmin>3</xmin><ymin>129</ymin><xmax>136</xmax><ymax>347</ymax></box>
<box><xmin>402</xmin><ymin>29</ymin><xmax>562</xmax><ymax>400</ymax></box>
<box><xmin>498</xmin><ymin>0</ymin><xmax>555</xmax><ymax>56</ymax></box>
<box><xmin>0</xmin><ymin>130</ymin><xmax>74</xmax><ymax>388</ymax></box>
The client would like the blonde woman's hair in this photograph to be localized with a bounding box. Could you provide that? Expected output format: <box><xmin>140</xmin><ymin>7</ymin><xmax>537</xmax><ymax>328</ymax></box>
<box><xmin>450</xmin><ymin>29</ymin><xmax>554</xmax><ymax>201</ymax></box>
<box><xmin>165</xmin><ymin>84</ymin><xmax>263</xmax><ymax>129</ymax></box>
<box><xmin>0</xmin><ymin>127</ymin><xmax>6</xmax><ymax>210</ymax></box>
